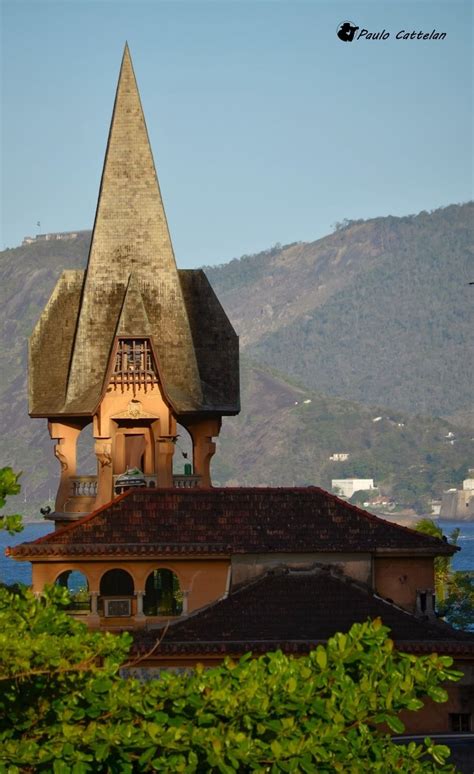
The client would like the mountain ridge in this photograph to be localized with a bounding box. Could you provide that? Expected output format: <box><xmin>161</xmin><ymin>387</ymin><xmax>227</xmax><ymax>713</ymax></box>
<box><xmin>1</xmin><ymin>203</ymin><xmax>471</xmax><ymax>514</ymax></box>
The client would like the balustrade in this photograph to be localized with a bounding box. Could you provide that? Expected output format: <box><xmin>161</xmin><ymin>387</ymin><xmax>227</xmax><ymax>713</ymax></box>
<box><xmin>70</xmin><ymin>476</ymin><xmax>98</xmax><ymax>497</ymax></box>
<box><xmin>172</xmin><ymin>475</ymin><xmax>202</xmax><ymax>489</ymax></box>
<box><xmin>69</xmin><ymin>473</ymin><xmax>202</xmax><ymax>498</ymax></box>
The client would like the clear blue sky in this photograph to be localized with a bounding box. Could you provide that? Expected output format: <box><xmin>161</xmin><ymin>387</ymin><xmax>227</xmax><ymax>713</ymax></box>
<box><xmin>1</xmin><ymin>0</ymin><xmax>472</xmax><ymax>267</ymax></box>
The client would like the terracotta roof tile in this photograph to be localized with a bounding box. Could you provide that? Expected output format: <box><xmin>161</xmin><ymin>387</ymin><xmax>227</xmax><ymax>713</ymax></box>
<box><xmin>133</xmin><ymin>567</ymin><xmax>474</xmax><ymax>657</ymax></box>
<box><xmin>10</xmin><ymin>488</ymin><xmax>456</xmax><ymax>559</ymax></box>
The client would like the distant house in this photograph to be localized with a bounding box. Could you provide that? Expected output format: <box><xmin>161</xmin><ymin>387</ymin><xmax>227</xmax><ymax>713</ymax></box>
<box><xmin>329</xmin><ymin>452</ymin><xmax>349</xmax><ymax>462</ymax></box>
<box><xmin>22</xmin><ymin>230</ymin><xmax>89</xmax><ymax>246</ymax></box>
<box><xmin>331</xmin><ymin>478</ymin><xmax>375</xmax><ymax>498</ymax></box>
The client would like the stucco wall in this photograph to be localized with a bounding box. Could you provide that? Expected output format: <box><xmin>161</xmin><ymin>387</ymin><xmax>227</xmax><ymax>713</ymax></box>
<box><xmin>374</xmin><ymin>556</ymin><xmax>434</xmax><ymax>612</ymax></box>
<box><xmin>31</xmin><ymin>558</ymin><xmax>230</xmax><ymax>614</ymax></box>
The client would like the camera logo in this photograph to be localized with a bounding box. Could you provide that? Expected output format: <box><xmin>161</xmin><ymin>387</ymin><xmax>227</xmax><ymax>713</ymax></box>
<box><xmin>337</xmin><ymin>21</ymin><xmax>359</xmax><ymax>42</ymax></box>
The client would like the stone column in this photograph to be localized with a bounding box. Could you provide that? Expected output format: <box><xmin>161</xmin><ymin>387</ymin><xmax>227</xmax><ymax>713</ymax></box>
<box><xmin>90</xmin><ymin>591</ymin><xmax>99</xmax><ymax>614</ymax></box>
<box><xmin>48</xmin><ymin>422</ymin><xmax>82</xmax><ymax>513</ymax></box>
<box><xmin>187</xmin><ymin>418</ymin><xmax>221</xmax><ymax>488</ymax></box>
<box><xmin>136</xmin><ymin>590</ymin><xmax>145</xmax><ymax>616</ymax></box>
<box><xmin>135</xmin><ymin>590</ymin><xmax>146</xmax><ymax>626</ymax></box>
<box><xmin>89</xmin><ymin>591</ymin><xmax>100</xmax><ymax>626</ymax></box>
<box><xmin>156</xmin><ymin>439</ymin><xmax>174</xmax><ymax>487</ymax></box>
<box><xmin>182</xmin><ymin>589</ymin><xmax>189</xmax><ymax>615</ymax></box>
<box><xmin>94</xmin><ymin>438</ymin><xmax>114</xmax><ymax>508</ymax></box>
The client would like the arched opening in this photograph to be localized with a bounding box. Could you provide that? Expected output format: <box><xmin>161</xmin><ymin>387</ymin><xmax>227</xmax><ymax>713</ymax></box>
<box><xmin>76</xmin><ymin>422</ymin><xmax>95</xmax><ymax>475</ymax></box>
<box><xmin>56</xmin><ymin>570</ymin><xmax>90</xmax><ymax>613</ymax></box>
<box><xmin>113</xmin><ymin>425</ymin><xmax>154</xmax><ymax>495</ymax></box>
<box><xmin>173</xmin><ymin>424</ymin><xmax>193</xmax><ymax>476</ymax></box>
<box><xmin>100</xmin><ymin>569</ymin><xmax>134</xmax><ymax>596</ymax></box>
<box><xmin>144</xmin><ymin>569</ymin><xmax>183</xmax><ymax>616</ymax></box>
<box><xmin>100</xmin><ymin>569</ymin><xmax>135</xmax><ymax>618</ymax></box>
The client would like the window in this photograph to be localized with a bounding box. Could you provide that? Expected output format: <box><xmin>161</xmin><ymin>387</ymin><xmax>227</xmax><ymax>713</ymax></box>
<box><xmin>144</xmin><ymin>569</ymin><xmax>183</xmax><ymax>616</ymax></box>
<box><xmin>449</xmin><ymin>713</ymin><xmax>471</xmax><ymax>733</ymax></box>
<box><xmin>111</xmin><ymin>339</ymin><xmax>158</xmax><ymax>393</ymax></box>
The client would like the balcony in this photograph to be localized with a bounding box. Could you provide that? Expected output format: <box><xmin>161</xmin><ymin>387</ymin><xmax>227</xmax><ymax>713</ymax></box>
<box><xmin>67</xmin><ymin>473</ymin><xmax>202</xmax><ymax>500</ymax></box>
<box><xmin>70</xmin><ymin>476</ymin><xmax>98</xmax><ymax>497</ymax></box>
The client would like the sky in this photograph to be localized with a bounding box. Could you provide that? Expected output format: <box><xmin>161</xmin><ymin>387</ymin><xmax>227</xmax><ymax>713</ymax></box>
<box><xmin>1</xmin><ymin>0</ymin><xmax>472</xmax><ymax>267</ymax></box>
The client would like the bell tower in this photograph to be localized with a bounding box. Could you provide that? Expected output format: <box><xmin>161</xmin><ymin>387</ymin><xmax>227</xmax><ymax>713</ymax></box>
<box><xmin>29</xmin><ymin>45</ymin><xmax>239</xmax><ymax>528</ymax></box>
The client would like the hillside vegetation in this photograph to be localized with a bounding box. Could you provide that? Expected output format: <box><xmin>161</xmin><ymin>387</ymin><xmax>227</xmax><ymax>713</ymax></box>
<box><xmin>0</xmin><ymin>206</ymin><xmax>471</xmax><ymax>515</ymax></box>
<box><xmin>212</xmin><ymin>360</ymin><xmax>472</xmax><ymax>512</ymax></box>
<box><xmin>206</xmin><ymin>203</ymin><xmax>473</xmax><ymax>417</ymax></box>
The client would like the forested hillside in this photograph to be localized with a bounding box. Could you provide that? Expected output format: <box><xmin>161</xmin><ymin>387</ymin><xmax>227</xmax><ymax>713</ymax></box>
<box><xmin>206</xmin><ymin>203</ymin><xmax>473</xmax><ymax>417</ymax></box>
<box><xmin>212</xmin><ymin>360</ymin><xmax>471</xmax><ymax>512</ymax></box>
<box><xmin>0</xmin><ymin>205</ymin><xmax>471</xmax><ymax>515</ymax></box>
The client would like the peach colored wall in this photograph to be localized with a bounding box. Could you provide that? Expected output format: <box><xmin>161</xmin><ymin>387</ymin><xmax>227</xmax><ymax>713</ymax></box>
<box><xmin>31</xmin><ymin>558</ymin><xmax>230</xmax><ymax>614</ymax></box>
<box><xmin>374</xmin><ymin>557</ymin><xmax>435</xmax><ymax>612</ymax></box>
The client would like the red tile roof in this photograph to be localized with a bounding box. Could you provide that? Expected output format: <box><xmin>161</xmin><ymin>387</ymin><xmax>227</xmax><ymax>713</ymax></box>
<box><xmin>10</xmin><ymin>487</ymin><xmax>456</xmax><ymax>559</ymax></box>
<box><xmin>133</xmin><ymin>566</ymin><xmax>474</xmax><ymax>657</ymax></box>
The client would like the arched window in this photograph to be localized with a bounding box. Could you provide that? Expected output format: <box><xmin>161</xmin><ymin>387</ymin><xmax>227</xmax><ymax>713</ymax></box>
<box><xmin>56</xmin><ymin>570</ymin><xmax>90</xmax><ymax>613</ymax></box>
<box><xmin>144</xmin><ymin>569</ymin><xmax>183</xmax><ymax>616</ymax></box>
<box><xmin>100</xmin><ymin>569</ymin><xmax>134</xmax><ymax>596</ymax></box>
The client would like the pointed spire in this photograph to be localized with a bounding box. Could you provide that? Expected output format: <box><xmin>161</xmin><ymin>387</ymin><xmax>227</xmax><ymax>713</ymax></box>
<box><xmin>83</xmin><ymin>41</ymin><xmax>177</xmax><ymax>284</ymax></box>
<box><xmin>65</xmin><ymin>45</ymin><xmax>202</xmax><ymax>410</ymax></box>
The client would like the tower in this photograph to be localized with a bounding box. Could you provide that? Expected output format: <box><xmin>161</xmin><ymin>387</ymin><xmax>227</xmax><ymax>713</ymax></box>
<box><xmin>29</xmin><ymin>45</ymin><xmax>239</xmax><ymax>528</ymax></box>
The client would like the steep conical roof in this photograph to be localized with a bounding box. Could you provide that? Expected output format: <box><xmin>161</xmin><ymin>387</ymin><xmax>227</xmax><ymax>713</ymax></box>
<box><xmin>65</xmin><ymin>44</ymin><xmax>202</xmax><ymax>411</ymax></box>
<box><xmin>29</xmin><ymin>45</ymin><xmax>239</xmax><ymax>418</ymax></box>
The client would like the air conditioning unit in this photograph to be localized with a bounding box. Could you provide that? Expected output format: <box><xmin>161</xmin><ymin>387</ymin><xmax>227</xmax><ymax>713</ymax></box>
<box><xmin>104</xmin><ymin>598</ymin><xmax>131</xmax><ymax>617</ymax></box>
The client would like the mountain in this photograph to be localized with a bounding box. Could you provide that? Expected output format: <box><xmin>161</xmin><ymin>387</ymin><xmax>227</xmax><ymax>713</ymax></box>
<box><xmin>211</xmin><ymin>360</ymin><xmax>472</xmax><ymax>507</ymax></box>
<box><xmin>0</xmin><ymin>205</ymin><xmax>472</xmax><ymax>516</ymax></box>
<box><xmin>205</xmin><ymin>203</ymin><xmax>473</xmax><ymax>417</ymax></box>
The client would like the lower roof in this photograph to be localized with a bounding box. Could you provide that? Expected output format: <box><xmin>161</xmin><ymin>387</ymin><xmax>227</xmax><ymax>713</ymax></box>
<box><xmin>10</xmin><ymin>487</ymin><xmax>456</xmax><ymax>559</ymax></box>
<box><xmin>133</xmin><ymin>565</ymin><xmax>474</xmax><ymax>657</ymax></box>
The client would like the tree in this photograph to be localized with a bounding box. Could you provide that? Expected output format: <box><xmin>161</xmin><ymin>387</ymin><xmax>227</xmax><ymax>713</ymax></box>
<box><xmin>0</xmin><ymin>585</ymin><xmax>461</xmax><ymax>772</ymax></box>
<box><xmin>0</xmin><ymin>478</ymin><xmax>463</xmax><ymax>770</ymax></box>
<box><xmin>349</xmin><ymin>489</ymin><xmax>378</xmax><ymax>506</ymax></box>
<box><xmin>414</xmin><ymin>519</ymin><xmax>473</xmax><ymax>631</ymax></box>
<box><xmin>439</xmin><ymin>572</ymin><xmax>474</xmax><ymax>631</ymax></box>
<box><xmin>0</xmin><ymin>467</ymin><xmax>22</xmax><ymax>535</ymax></box>
<box><xmin>414</xmin><ymin>519</ymin><xmax>459</xmax><ymax>603</ymax></box>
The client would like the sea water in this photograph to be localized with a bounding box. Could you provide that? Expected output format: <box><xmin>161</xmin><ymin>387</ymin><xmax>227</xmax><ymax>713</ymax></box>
<box><xmin>1</xmin><ymin>519</ymin><xmax>473</xmax><ymax>587</ymax></box>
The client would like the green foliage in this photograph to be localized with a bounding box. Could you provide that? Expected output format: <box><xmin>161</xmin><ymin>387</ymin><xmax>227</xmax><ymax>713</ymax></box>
<box><xmin>414</xmin><ymin>520</ymin><xmax>473</xmax><ymax>629</ymax></box>
<box><xmin>414</xmin><ymin>519</ymin><xmax>458</xmax><ymax>603</ymax></box>
<box><xmin>241</xmin><ymin>204</ymin><xmax>473</xmax><ymax>418</ymax></box>
<box><xmin>349</xmin><ymin>489</ymin><xmax>378</xmax><ymax>505</ymax></box>
<box><xmin>0</xmin><ymin>586</ymin><xmax>462</xmax><ymax>772</ymax></box>
<box><xmin>439</xmin><ymin>572</ymin><xmax>474</xmax><ymax>631</ymax></box>
<box><xmin>0</xmin><ymin>467</ymin><xmax>23</xmax><ymax>535</ymax></box>
<box><xmin>212</xmin><ymin>360</ymin><xmax>472</xmax><ymax>510</ymax></box>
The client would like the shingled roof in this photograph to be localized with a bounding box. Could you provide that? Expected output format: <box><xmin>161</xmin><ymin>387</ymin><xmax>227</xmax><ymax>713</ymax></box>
<box><xmin>10</xmin><ymin>487</ymin><xmax>457</xmax><ymax>559</ymax></box>
<box><xmin>133</xmin><ymin>566</ymin><xmax>474</xmax><ymax>657</ymax></box>
<box><xmin>29</xmin><ymin>45</ymin><xmax>239</xmax><ymax>418</ymax></box>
